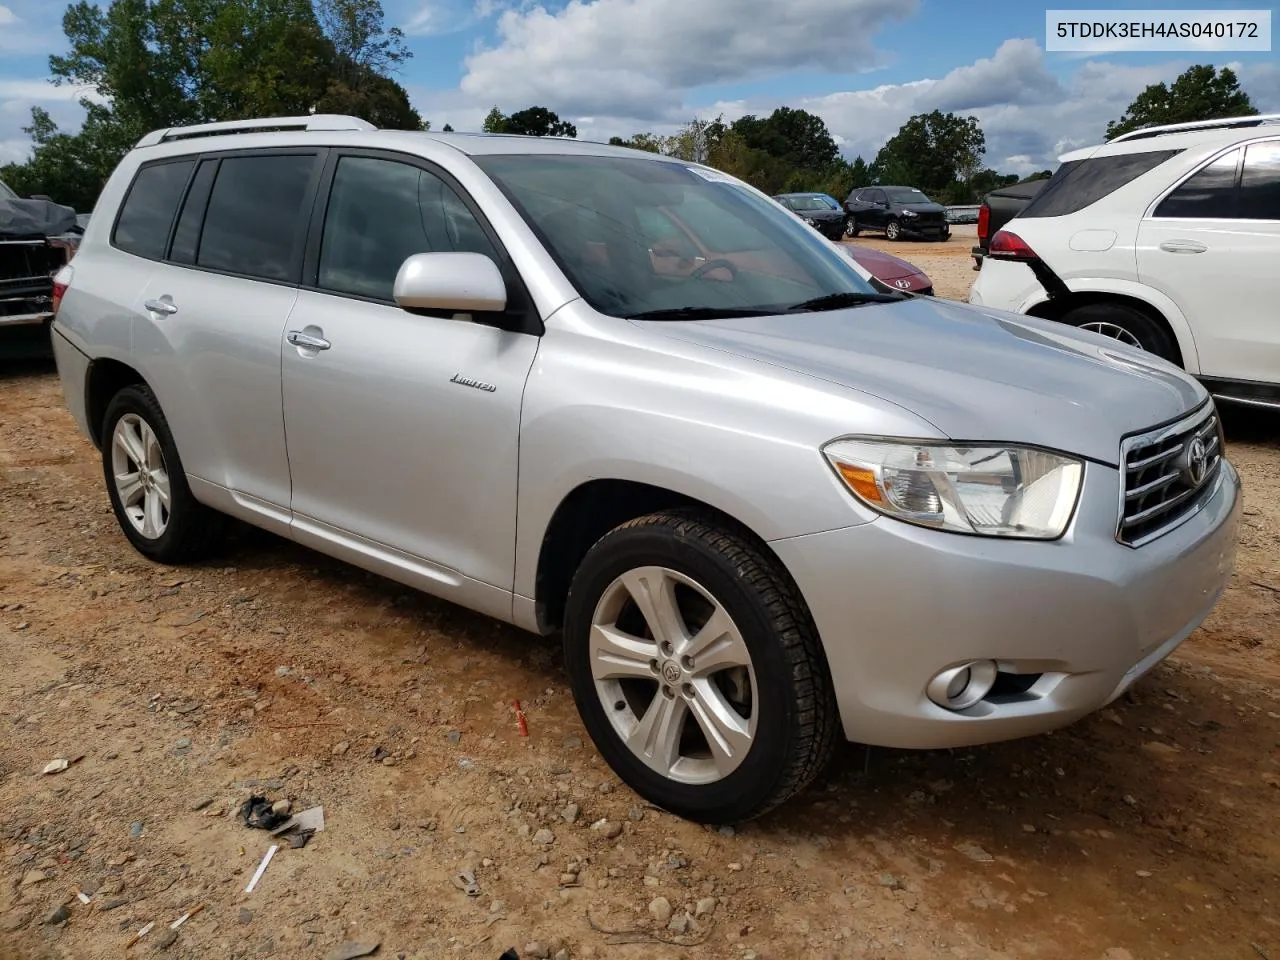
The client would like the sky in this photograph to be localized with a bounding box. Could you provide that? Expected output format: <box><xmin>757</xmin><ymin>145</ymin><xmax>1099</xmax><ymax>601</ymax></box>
<box><xmin>2</xmin><ymin>0</ymin><xmax>1278</xmax><ymax>174</ymax></box>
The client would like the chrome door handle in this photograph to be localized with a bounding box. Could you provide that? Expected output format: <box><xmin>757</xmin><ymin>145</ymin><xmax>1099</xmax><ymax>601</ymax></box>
<box><xmin>144</xmin><ymin>298</ymin><xmax>178</xmax><ymax>316</ymax></box>
<box><xmin>287</xmin><ymin>330</ymin><xmax>331</xmax><ymax>350</ymax></box>
<box><xmin>1159</xmin><ymin>239</ymin><xmax>1207</xmax><ymax>254</ymax></box>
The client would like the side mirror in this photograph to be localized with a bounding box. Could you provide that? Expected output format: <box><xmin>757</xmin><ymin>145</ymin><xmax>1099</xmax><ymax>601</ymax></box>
<box><xmin>393</xmin><ymin>252</ymin><xmax>507</xmax><ymax>314</ymax></box>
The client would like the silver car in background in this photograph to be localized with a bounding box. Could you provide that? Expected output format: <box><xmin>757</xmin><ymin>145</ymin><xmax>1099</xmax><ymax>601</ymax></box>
<box><xmin>49</xmin><ymin>115</ymin><xmax>1240</xmax><ymax>822</ymax></box>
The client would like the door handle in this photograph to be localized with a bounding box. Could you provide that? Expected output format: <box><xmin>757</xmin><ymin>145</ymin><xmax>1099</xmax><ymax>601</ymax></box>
<box><xmin>143</xmin><ymin>298</ymin><xmax>178</xmax><ymax>316</ymax></box>
<box><xmin>1158</xmin><ymin>239</ymin><xmax>1207</xmax><ymax>254</ymax></box>
<box><xmin>287</xmin><ymin>330</ymin><xmax>331</xmax><ymax>350</ymax></box>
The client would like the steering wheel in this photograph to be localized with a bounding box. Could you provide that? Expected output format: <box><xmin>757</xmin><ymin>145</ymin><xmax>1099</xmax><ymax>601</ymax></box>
<box><xmin>689</xmin><ymin>258</ymin><xmax>738</xmax><ymax>280</ymax></box>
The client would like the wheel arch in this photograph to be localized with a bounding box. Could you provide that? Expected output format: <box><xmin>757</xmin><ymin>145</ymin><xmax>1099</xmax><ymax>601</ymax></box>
<box><xmin>1025</xmin><ymin>281</ymin><xmax>1200</xmax><ymax>373</ymax></box>
<box><xmin>529</xmin><ymin>478</ymin><xmax>809</xmax><ymax>637</ymax></box>
<box><xmin>85</xmin><ymin>357</ymin><xmax>149</xmax><ymax>449</ymax></box>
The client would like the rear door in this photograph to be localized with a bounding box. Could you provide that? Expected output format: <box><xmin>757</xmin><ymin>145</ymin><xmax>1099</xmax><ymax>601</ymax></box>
<box><xmin>132</xmin><ymin>150</ymin><xmax>324</xmax><ymax>527</ymax></box>
<box><xmin>1137</xmin><ymin>139</ymin><xmax>1280</xmax><ymax>384</ymax></box>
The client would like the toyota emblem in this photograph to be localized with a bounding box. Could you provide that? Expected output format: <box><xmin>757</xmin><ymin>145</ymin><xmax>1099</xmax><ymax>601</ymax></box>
<box><xmin>1183</xmin><ymin>437</ymin><xmax>1209</xmax><ymax>486</ymax></box>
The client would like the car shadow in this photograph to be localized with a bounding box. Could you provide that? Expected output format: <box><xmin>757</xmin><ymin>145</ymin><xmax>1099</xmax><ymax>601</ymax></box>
<box><xmin>1220</xmin><ymin>401</ymin><xmax>1279</xmax><ymax>447</ymax></box>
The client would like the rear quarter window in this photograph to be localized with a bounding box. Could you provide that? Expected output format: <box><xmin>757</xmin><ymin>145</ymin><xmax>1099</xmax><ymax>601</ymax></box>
<box><xmin>1019</xmin><ymin>150</ymin><xmax>1182</xmax><ymax>218</ymax></box>
<box><xmin>112</xmin><ymin>160</ymin><xmax>196</xmax><ymax>259</ymax></box>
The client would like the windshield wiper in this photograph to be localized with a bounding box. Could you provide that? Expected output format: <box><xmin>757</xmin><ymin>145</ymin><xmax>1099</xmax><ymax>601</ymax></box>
<box><xmin>624</xmin><ymin>306</ymin><xmax>779</xmax><ymax>322</ymax></box>
<box><xmin>783</xmin><ymin>291</ymin><xmax>906</xmax><ymax>313</ymax></box>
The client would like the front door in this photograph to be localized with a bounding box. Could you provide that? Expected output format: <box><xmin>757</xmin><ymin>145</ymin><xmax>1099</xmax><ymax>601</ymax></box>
<box><xmin>280</xmin><ymin>153</ymin><xmax>540</xmax><ymax>614</ymax></box>
<box><xmin>1137</xmin><ymin>139</ymin><xmax>1280</xmax><ymax>384</ymax></box>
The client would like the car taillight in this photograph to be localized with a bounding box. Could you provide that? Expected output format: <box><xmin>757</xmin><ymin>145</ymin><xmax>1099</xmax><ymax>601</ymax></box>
<box><xmin>988</xmin><ymin>229</ymin><xmax>1038</xmax><ymax>261</ymax></box>
<box><xmin>977</xmin><ymin>203</ymin><xmax>990</xmax><ymax>242</ymax></box>
<box><xmin>52</xmin><ymin>265</ymin><xmax>72</xmax><ymax>315</ymax></box>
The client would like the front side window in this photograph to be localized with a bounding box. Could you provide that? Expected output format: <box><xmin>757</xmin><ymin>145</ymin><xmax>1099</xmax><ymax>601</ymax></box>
<box><xmin>113</xmin><ymin>160</ymin><xmax>194</xmax><ymax>260</ymax></box>
<box><xmin>1240</xmin><ymin>141</ymin><xmax>1280</xmax><ymax>220</ymax></box>
<box><xmin>318</xmin><ymin>155</ymin><xmax>498</xmax><ymax>301</ymax></box>
<box><xmin>1153</xmin><ymin>149</ymin><xmax>1240</xmax><ymax>219</ymax></box>
<box><xmin>197</xmin><ymin>154</ymin><xmax>316</xmax><ymax>282</ymax></box>
<box><xmin>0</xmin><ymin>179</ymin><xmax>18</xmax><ymax>202</ymax></box>
<box><xmin>475</xmin><ymin>154</ymin><xmax>879</xmax><ymax>320</ymax></box>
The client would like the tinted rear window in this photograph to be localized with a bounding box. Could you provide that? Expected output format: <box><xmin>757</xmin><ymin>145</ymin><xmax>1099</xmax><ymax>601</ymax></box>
<box><xmin>168</xmin><ymin>159</ymin><xmax>219</xmax><ymax>264</ymax></box>
<box><xmin>197</xmin><ymin>154</ymin><xmax>316</xmax><ymax>282</ymax></box>
<box><xmin>1019</xmin><ymin>150</ymin><xmax>1181</xmax><ymax>218</ymax></box>
<box><xmin>1241</xmin><ymin>141</ymin><xmax>1280</xmax><ymax>220</ymax></box>
<box><xmin>1153</xmin><ymin>149</ymin><xmax>1240</xmax><ymax>218</ymax></box>
<box><xmin>113</xmin><ymin>160</ymin><xmax>195</xmax><ymax>259</ymax></box>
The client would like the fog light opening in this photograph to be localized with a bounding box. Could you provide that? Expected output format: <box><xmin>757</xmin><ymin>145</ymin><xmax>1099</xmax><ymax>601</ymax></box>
<box><xmin>927</xmin><ymin>660</ymin><xmax>998</xmax><ymax>711</ymax></box>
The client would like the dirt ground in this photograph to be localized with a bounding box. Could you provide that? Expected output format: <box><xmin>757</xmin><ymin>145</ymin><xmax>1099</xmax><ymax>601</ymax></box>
<box><xmin>2</xmin><ymin>278</ymin><xmax>1278</xmax><ymax>960</ymax></box>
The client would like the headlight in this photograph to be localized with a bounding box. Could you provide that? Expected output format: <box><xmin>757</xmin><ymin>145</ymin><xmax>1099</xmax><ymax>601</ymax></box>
<box><xmin>823</xmin><ymin>439</ymin><xmax>1083</xmax><ymax>539</ymax></box>
<box><xmin>901</xmin><ymin>209</ymin><xmax>918</xmax><ymax>217</ymax></box>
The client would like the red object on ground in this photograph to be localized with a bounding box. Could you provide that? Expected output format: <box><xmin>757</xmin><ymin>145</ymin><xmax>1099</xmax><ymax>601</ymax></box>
<box><xmin>512</xmin><ymin>699</ymin><xmax>529</xmax><ymax>736</ymax></box>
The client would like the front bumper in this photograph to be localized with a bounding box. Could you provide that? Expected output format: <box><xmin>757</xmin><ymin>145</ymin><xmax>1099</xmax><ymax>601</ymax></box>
<box><xmin>900</xmin><ymin>221</ymin><xmax>949</xmax><ymax>240</ymax></box>
<box><xmin>770</xmin><ymin>458</ymin><xmax>1241</xmax><ymax>749</ymax></box>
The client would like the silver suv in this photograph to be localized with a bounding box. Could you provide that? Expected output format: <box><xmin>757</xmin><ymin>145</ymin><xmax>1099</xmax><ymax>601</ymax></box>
<box><xmin>50</xmin><ymin>115</ymin><xmax>1241</xmax><ymax>822</ymax></box>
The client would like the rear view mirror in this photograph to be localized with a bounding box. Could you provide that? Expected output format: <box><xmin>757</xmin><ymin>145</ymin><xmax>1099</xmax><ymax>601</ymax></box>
<box><xmin>393</xmin><ymin>252</ymin><xmax>507</xmax><ymax>314</ymax></box>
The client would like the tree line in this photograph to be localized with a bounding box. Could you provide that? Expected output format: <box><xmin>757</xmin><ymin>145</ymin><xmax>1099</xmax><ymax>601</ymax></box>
<box><xmin>0</xmin><ymin>0</ymin><xmax>1260</xmax><ymax>221</ymax></box>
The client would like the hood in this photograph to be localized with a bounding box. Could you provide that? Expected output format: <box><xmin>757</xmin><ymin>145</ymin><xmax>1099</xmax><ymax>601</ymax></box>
<box><xmin>899</xmin><ymin>201</ymin><xmax>946</xmax><ymax>214</ymax></box>
<box><xmin>839</xmin><ymin>244</ymin><xmax>927</xmax><ymax>282</ymax></box>
<box><xmin>804</xmin><ymin>208</ymin><xmax>844</xmax><ymax>220</ymax></box>
<box><xmin>653</xmin><ymin>298</ymin><xmax>1206</xmax><ymax>466</ymax></box>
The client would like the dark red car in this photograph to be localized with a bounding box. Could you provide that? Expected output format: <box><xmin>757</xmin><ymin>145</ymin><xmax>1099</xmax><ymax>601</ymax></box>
<box><xmin>835</xmin><ymin>242</ymin><xmax>933</xmax><ymax>295</ymax></box>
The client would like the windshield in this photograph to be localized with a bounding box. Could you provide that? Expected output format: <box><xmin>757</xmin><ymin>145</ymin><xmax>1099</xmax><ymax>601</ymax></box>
<box><xmin>0</xmin><ymin>179</ymin><xmax>17</xmax><ymax>202</ymax></box>
<box><xmin>885</xmin><ymin>188</ymin><xmax>932</xmax><ymax>204</ymax></box>
<box><xmin>475</xmin><ymin>154</ymin><xmax>879</xmax><ymax>319</ymax></box>
<box><xmin>786</xmin><ymin>195</ymin><xmax>839</xmax><ymax>211</ymax></box>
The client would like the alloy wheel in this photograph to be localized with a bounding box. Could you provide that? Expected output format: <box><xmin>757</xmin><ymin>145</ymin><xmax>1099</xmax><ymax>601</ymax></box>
<box><xmin>588</xmin><ymin>565</ymin><xmax>757</xmax><ymax>785</ymax></box>
<box><xmin>1078</xmin><ymin>321</ymin><xmax>1143</xmax><ymax>349</ymax></box>
<box><xmin>110</xmin><ymin>413</ymin><xmax>171</xmax><ymax>539</ymax></box>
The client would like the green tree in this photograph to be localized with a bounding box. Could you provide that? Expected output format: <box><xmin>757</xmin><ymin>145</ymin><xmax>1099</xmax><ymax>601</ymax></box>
<box><xmin>4</xmin><ymin>0</ymin><xmax>421</xmax><ymax>210</ymax></box>
<box><xmin>731</xmin><ymin>107</ymin><xmax>838</xmax><ymax>173</ymax></box>
<box><xmin>483</xmin><ymin>106</ymin><xmax>576</xmax><ymax>137</ymax></box>
<box><xmin>442</xmin><ymin>122</ymin><xmax>454</xmax><ymax>132</ymax></box>
<box><xmin>1105</xmin><ymin>65</ymin><xmax>1256</xmax><ymax>140</ymax></box>
<box><xmin>608</xmin><ymin>132</ymin><xmax>664</xmax><ymax>153</ymax></box>
<box><xmin>870</xmin><ymin>110</ymin><xmax>985</xmax><ymax>196</ymax></box>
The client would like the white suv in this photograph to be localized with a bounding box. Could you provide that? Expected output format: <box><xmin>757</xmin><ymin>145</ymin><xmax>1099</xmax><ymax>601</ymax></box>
<box><xmin>970</xmin><ymin>114</ymin><xmax>1280</xmax><ymax>409</ymax></box>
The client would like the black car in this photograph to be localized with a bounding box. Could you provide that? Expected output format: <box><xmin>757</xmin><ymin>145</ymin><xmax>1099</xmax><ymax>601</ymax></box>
<box><xmin>844</xmin><ymin>186</ymin><xmax>949</xmax><ymax>241</ymax></box>
<box><xmin>773</xmin><ymin>192</ymin><xmax>848</xmax><ymax>240</ymax></box>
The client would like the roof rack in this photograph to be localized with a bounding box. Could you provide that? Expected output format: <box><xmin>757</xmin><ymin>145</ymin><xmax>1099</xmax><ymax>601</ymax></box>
<box><xmin>136</xmin><ymin>114</ymin><xmax>375</xmax><ymax>147</ymax></box>
<box><xmin>1107</xmin><ymin>113</ymin><xmax>1280</xmax><ymax>143</ymax></box>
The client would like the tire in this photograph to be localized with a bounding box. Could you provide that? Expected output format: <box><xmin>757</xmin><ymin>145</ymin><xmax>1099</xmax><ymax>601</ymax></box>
<box><xmin>884</xmin><ymin>219</ymin><xmax>902</xmax><ymax>241</ymax></box>
<box><xmin>844</xmin><ymin>216</ymin><xmax>860</xmax><ymax>238</ymax></box>
<box><xmin>562</xmin><ymin>509</ymin><xmax>839</xmax><ymax>823</ymax></box>
<box><xmin>1060</xmin><ymin>302</ymin><xmax>1177</xmax><ymax>363</ymax></box>
<box><xmin>101</xmin><ymin>384</ymin><xmax>224</xmax><ymax>563</ymax></box>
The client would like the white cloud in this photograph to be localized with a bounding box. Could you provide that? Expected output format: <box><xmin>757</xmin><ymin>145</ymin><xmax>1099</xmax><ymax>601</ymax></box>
<box><xmin>709</xmin><ymin>41</ymin><xmax>1280</xmax><ymax>174</ymax></box>
<box><xmin>402</xmin><ymin>0</ymin><xmax>510</xmax><ymax>36</ymax></box>
<box><xmin>0</xmin><ymin>5</ymin><xmax>19</xmax><ymax>25</ymax></box>
<box><xmin>459</xmin><ymin>0</ymin><xmax>916</xmax><ymax>119</ymax></box>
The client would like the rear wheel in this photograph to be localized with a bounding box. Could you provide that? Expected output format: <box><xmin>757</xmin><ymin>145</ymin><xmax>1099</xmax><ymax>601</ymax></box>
<box><xmin>102</xmin><ymin>385</ymin><xmax>224</xmax><ymax>563</ymax></box>
<box><xmin>562</xmin><ymin>510</ymin><xmax>838</xmax><ymax>823</ymax></box>
<box><xmin>884</xmin><ymin>219</ymin><xmax>902</xmax><ymax>241</ymax></box>
<box><xmin>1060</xmin><ymin>302</ymin><xmax>1177</xmax><ymax>363</ymax></box>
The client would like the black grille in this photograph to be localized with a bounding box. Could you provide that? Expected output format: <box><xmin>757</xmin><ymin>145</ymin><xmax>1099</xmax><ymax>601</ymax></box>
<box><xmin>1118</xmin><ymin>406</ymin><xmax>1223</xmax><ymax>546</ymax></box>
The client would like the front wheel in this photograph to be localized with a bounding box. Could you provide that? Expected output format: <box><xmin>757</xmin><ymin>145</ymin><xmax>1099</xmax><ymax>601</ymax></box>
<box><xmin>102</xmin><ymin>385</ymin><xmax>225</xmax><ymax>563</ymax></box>
<box><xmin>563</xmin><ymin>510</ymin><xmax>838</xmax><ymax>823</ymax></box>
<box><xmin>1060</xmin><ymin>302</ymin><xmax>1178</xmax><ymax>363</ymax></box>
<box><xmin>884</xmin><ymin>219</ymin><xmax>902</xmax><ymax>241</ymax></box>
